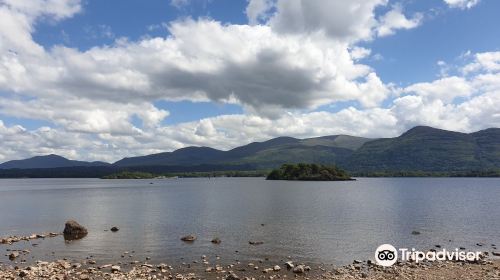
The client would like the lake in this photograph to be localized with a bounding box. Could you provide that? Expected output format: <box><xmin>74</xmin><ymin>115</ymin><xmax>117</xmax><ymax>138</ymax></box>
<box><xmin>0</xmin><ymin>177</ymin><xmax>499</xmax><ymax>266</ymax></box>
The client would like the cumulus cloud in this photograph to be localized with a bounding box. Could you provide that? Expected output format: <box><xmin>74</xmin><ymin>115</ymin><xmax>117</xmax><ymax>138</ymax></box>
<box><xmin>444</xmin><ymin>0</ymin><xmax>480</xmax><ymax>9</ymax></box>
<box><xmin>0</xmin><ymin>0</ymin><xmax>499</xmax><ymax>162</ymax></box>
<box><xmin>376</xmin><ymin>5</ymin><xmax>422</xmax><ymax>37</ymax></box>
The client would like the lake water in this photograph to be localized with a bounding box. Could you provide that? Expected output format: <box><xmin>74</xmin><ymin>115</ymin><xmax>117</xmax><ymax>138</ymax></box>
<box><xmin>0</xmin><ymin>177</ymin><xmax>499</xmax><ymax>266</ymax></box>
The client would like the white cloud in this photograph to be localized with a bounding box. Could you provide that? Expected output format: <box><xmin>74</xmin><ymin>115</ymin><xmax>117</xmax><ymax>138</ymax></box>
<box><xmin>170</xmin><ymin>0</ymin><xmax>190</xmax><ymax>9</ymax></box>
<box><xmin>463</xmin><ymin>51</ymin><xmax>500</xmax><ymax>74</ymax></box>
<box><xmin>246</xmin><ymin>0</ymin><xmax>274</xmax><ymax>25</ymax></box>
<box><xmin>403</xmin><ymin>76</ymin><xmax>473</xmax><ymax>103</ymax></box>
<box><xmin>377</xmin><ymin>5</ymin><xmax>422</xmax><ymax>37</ymax></box>
<box><xmin>444</xmin><ymin>0</ymin><xmax>480</xmax><ymax>9</ymax></box>
<box><xmin>267</xmin><ymin>0</ymin><xmax>386</xmax><ymax>42</ymax></box>
<box><xmin>0</xmin><ymin>0</ymin><xmax>499</xmax><ymax>163</ymax></box>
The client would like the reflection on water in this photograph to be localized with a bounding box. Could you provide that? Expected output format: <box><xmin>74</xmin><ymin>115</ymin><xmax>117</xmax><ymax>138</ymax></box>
<box><xmin>0</xmin><ymin>177</ymin><xmax>499</xmax><ymax>265</ymax></box>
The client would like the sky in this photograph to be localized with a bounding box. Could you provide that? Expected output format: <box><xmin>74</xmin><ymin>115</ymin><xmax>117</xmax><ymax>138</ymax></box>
<box><xmin>0</xmin><ymin>0</ymin><xmax>499</xmax><ymax>163</ymax></box>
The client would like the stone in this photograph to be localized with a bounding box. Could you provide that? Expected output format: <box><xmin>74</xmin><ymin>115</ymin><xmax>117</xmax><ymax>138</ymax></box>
<box><xmin>111</xmin><ymin>265</ymin><xmax>121</xmax><ymax>273</ymax></box>
<box><xmin>8</xmin><ymin>252</ymin><xmax>19</xmax><ymax>260</ymax></box>
<box><xmin>293</xmin><ymin>265</ymin><xmax>305</xmax><ymax>273</ymax></box>
<box><xmin>273</xmin><ymin>265</ymin><xmax>281</xmax><ymax>271</ymax></box>
<box><xmin>211</xmin><ymin>237</ymin><xmax>222</xmax><ymax>244</ymax></box>
<box><xmin>225</xmin><ymin>273</ymin><xmax>240</xmax><ymax>280</ymax></box>
<box><xmin>63</xmin><ymin>220</ymin><xmax>88</xmax><ymax>240</ymax></box>
<box><xmin>248</xmin><ymin>241</ymin><xmax>264</xmax><ymax>245</ymax></box>
<box><xmin>492</xmin><ymin>252</ymin><xmax>500</xmax><ymax>256</ymax></box>
<box><xmin>411</xmin><ymin>231</ymin><xmax>421</xmax><ymax>235</ymax></box>
<box><xmin>110</xmin><ymin>227</ymin><xmax>119</xmax><ymax>232</ymax></box>
<box><xmin>285</xmin><ymin>261</ymin><xmax>294</xmax><ymax>269</ymax></box>
<box><xmin>181</xmin><ymin>235</ymin><xmax>197</xmax><ymax>242</ymax></box>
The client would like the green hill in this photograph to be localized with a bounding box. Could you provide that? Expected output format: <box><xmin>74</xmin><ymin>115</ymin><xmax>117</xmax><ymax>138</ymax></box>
<box><xmin>345</xmin><ymin>126</ymin><xmax>500</xmax><ymax>172</ymax></box>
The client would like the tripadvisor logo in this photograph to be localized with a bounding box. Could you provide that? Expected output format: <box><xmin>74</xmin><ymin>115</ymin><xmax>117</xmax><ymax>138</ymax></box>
<box><xmin>375</xmin><ymin>244</ymin><xmax>398</xmax><ymax>267</ymax></box>
<box><xmin>375</xmin><ymin>244</ymin><xmax>482</xmax><ymax>267</ymax></box>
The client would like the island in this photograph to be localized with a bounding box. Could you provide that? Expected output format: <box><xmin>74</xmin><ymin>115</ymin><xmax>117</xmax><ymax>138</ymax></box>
<box><xmin>266</xmin><ymin>163</ymin><xmax>354</xmax><ymax>181</ymax></box>
<box><xmin>102</xmin><ymin>171</ymin><xmax>157</xmax><ymax>179</ymax></box>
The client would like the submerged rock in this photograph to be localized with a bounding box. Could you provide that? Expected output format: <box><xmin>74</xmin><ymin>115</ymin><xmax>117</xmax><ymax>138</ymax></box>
<box><xmin>211</xmin><ymin>237</ymin><xmax>222</xmax><ymax>244</ymax></box>
<box><xmin>181</xmin><ymin>235</ymin><xmax>197</xmax><ymax>242</ymax></box>
<box><xmin>63</xmin><ymin>220</ymin><xmax>88</xmax><ymax>240</ymax></box>
<box><xmin>8</xmin><ymin>252</ymin><xmax>19</xmax><ymax>260</ymax></box>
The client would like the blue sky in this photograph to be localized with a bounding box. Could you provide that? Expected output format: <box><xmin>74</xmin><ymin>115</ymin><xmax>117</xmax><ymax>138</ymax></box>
<box><xmin>0</xmin><ymin>0</ymin><xmax>499</xmax><ymax>161</ymax></box>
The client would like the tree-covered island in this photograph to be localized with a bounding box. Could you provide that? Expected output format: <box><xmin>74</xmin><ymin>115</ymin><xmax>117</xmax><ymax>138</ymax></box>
<box><xmin>266</xmin><ymin>163</ymin><xmax>354</xmax><ymax>181</ymax></box>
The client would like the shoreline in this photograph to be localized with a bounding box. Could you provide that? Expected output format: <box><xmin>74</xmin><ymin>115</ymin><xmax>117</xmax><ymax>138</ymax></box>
<box><xmin>2</xmin><ymin>232</ymin><xmax>500</xmax><ymax>279</ymax></box>
<box><xmin>1</xmin><ymin>257</ymin><xmax>499</xmax><ymax>279</ymax></box>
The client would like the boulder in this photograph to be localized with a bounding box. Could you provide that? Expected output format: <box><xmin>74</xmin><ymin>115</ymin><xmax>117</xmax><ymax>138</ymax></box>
<box><xmin>63</xmin><ymin>220</ymin><xmax>88</xmax><ymax>240</ymax></box>
<box><xmin>110</xmin><ymin>227</ymin><xmax>119</xmax><ymax>232</ymax></box>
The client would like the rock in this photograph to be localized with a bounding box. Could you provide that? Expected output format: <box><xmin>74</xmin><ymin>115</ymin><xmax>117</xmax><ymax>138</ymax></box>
<box><xmin>19</xmin><ymin>270</ymin><xmax>28</xmax><ymax>277</ymax></box>
<box><xmin>284</xmin><ymin>261</ymin><xmax>294</xmax><ymax>269</ymax></box>
<box><xmin>411</xmin><ymin>231</ymin><xmax>421</xmax><ymax>235</ymax></box>
<box><xmin>181</xmin><ymin>235</ymin><xmax>196</xmax><ymax>242</ymax></box>
<box><xmin>477</xmin><ymin>243</ymin><xmax>485</xmax><ymax>247</ymax></box>
<box><xmin>273</xmin><ymin>265</ymin><xmax>281</xmax><ymax>271</ymax></box>
<box><xmin>110</xmin><ymin>227</ymin><xmax>119</xmax><ymax>232</ymax></box>
<box><xmin>249</xmin><ymin>241</ymin><xmax>264</xmax><ymax>245</ymax></box>
<box><xmin>111</xmin><ymin>265</ymin><xmax>121</xmax><ymax>272</ymax></box>
<box><xmin>293</xmin><ymin>265</ymin><xmax>305</xmax><ymax>273</ymax></box>
<box><xmin>225</xmin><ymin>272</ymin><xmax>240</xmax><ymax>280</ymax></box>
<box><xmin>492</xmin><ymin>252</ymin><xmax>500</xmax><ymax>256</ymax></box>
<box><xmin>211</xmin><ymin>237</ymin><xmax>222</xmax><ymax>244</ymax></box>
<box><xmin>262</xmin><ymin>268</ymin><xmax>273</xmax><ymax>273</ymax></box>
<box><xmin>8</xmin><ymin>252</ymin><xmax>19</xmax><ymax>260</ymax></box>
<box><xmin>63</xmin><ymin>220</ymin><xmax>88</xmax><ymax>240</ymax></box>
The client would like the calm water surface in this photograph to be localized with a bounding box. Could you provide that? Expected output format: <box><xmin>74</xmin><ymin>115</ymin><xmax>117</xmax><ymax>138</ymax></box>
<box><xmin>0</xmin><ymin>177</ymin><xmax>499</xmax><ymax>265</ymax></box>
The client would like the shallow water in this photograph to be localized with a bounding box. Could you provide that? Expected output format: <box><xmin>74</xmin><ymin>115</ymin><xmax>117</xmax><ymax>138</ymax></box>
<box><xmin>0</xmin><ymin>177</ymin><xmax>499</xmax><ymax>265</ymax></box>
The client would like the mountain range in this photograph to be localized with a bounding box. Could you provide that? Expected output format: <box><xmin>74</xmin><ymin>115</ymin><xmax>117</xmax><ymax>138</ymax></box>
<box><xmin>1</xmin><ymin>126</ymin><xmax>499</xmax><ymax>177</ymax></box>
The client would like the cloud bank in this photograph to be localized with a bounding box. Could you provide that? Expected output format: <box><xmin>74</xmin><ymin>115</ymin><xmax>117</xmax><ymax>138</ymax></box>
<box><xmin>0</xmin><ymin>0</ymin><xmax>497</xmax><ymax>162</ymax></box>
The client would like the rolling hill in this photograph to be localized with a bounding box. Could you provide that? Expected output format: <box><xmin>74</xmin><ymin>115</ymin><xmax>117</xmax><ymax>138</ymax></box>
<box><xmin>345</xmin><ymin>126</ymin><xmax>500</xmax><ymax>172</ymax></box>
<box><xmin>114</xmin><ymin>135</ymin><xmax>372</xmax><ymax>169</ymax></box>
<box><xmin>1</xmin><ymin>126</ymin><xmax>499</xmax><ymax>177</ymax></box>
<box><xmin>0</xmin><ymin>154</ymin><xmax>110</xmax><ymax>169</ymax></box>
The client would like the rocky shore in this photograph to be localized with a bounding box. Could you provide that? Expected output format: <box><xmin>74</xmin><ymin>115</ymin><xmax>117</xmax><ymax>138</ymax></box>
<box><xmin>2</xmin><ymin>222</ymin><xmax>499</xmax><ymax>279</ymax></box>
<box><xmin>0</xmin><ymin>257</ymin><xmax>499</xmax><ymax>279</ymax></box>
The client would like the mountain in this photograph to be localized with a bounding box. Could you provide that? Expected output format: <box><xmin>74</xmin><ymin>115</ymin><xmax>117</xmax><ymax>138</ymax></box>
<box><xmin>0</xmin><ymin>154</ymin><xmax>110</xmax><ymax>169</ymax></box>
<box><xmin>346</xmin><ymin>126</ymin><xmax>500</xmax><ymax>172</ymax></box>
<box><xmin>114</xmin><ymin>147</ymin><xmax>226</xmax><ymax>167</ymax></box>
<box><xmin>113</xmin><ymin>135</ymin><xmax>372</xmax><ymax>169</ymax></box>
<box><xmin>1</xmin><ymin>126</ymin><xmax>499</xmax><ymax>176</ymax></box>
